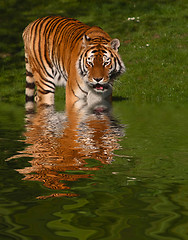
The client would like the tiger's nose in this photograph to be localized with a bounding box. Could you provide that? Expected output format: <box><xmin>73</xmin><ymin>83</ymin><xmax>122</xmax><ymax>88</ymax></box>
<box><xmin>93</xmin><ymin>77</ymin><xmax>103</xmax><ymax>82</ymax></box>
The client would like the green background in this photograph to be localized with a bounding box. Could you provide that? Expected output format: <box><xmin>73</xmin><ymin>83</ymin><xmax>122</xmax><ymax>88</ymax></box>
<box><xmin>0</xmin><ymin>0</ymin><xmax>187</xmax><ymax>103</ymax></box>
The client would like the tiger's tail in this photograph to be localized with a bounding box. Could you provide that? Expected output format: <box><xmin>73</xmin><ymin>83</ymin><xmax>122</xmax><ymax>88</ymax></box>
<box><xmin>25</xmin><ymin>52</ymin><xmax>35</xmax><ymax>113</ymax></box>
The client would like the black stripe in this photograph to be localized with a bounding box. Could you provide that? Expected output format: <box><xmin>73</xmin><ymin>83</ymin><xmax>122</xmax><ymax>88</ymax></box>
<box><xmin>91</xmin><ymin>50</ymin><xmax>98</xmax><ymax>53</ymax></box>
<box><xmin>83</xmin><ymin>46</ymin><xmax>99</xmax><ymax>57</ymax></box>
<box><xmin>91</xmin><ymin>37</ymin><xmax>110</xmax><ymax>44</ymax></box>
<box><xmin>40</xmin><ymin>79</ymin><xmax>55</xmax><ymax>90</ymax></box>
<box><xmin>26</xmin><ymin>95</ymin><xmax>34</xmax><ymax>102</ymax></box>
<box><xmin>26</xmin><ymin>70</ymin><xmax>33</xmax><ymax>77</ymax></box>
<box><xmin>38</xmin><ymin>89</ymin><xmax>55</xmax><ymax>95</ymax></box>
<box><xmin>40</xmin><ymin>76</ymin><xmax>56</xmax><ymax>88</ymax></box>
<box><xmin>37</xmin><ymin>81</ymin><xmax>55</xmax><ymax>93</ymax></box>
<box><xmin>26</xmin><ymin>82</ymin><xmax>35</xmax><ymax>89</ymax></box>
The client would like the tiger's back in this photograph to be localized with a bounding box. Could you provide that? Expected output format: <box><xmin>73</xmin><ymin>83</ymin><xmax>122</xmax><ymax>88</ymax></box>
<box><xmin>23</xmin><ymin>16</ymin><xmax>125</xmax><ymax>109</ymax></box>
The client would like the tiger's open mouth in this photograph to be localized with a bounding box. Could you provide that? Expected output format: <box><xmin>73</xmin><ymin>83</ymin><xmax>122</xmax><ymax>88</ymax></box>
<box><xmin>93</xmin><ymin>83</ymin><xmax>108</xmax><ymax>92</ymax></box>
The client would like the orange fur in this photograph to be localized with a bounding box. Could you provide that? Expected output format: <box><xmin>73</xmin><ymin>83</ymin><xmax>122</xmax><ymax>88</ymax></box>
<box><xmin>23</xmin><ymin>16</ymin><xmax>125</xmax><ymax>108</ymax></box>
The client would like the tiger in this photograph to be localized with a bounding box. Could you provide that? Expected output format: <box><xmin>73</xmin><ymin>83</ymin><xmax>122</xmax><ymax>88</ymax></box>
<box><xmin>23</xmin><ymin>16</ymin><xmax>125</xmax><ymax>109</ymax></box>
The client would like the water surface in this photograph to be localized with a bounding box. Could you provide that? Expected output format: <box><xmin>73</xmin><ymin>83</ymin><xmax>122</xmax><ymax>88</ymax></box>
<box><xmin>0</xmin><ymin>101</ymin><xmax>188</xmax><ymax>240</ymax></box>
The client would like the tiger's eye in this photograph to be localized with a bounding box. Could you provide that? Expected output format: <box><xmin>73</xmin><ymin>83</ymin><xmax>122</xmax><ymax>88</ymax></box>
<box><xmin>104</xmin><ymin>57</ymin><xmax>111</xmax><ymax>66</ymax></box>
<box><xmin>87</xmin><ymin>57</ymin><xmax>93</xmax><ymax>66</ymax></box>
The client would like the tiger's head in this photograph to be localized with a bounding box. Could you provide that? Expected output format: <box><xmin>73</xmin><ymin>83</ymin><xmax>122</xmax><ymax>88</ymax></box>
<box><xmin>77</xmin><ymin>32</ymin><xmax>125</xmax><ymax>97</ymax></box>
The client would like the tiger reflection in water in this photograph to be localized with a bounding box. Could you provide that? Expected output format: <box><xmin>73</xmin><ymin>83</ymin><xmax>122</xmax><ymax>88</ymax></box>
<box><xmin>14</xmin><ymin>100</ymin><xmax>124</xmax><ymax>199</ymax></box>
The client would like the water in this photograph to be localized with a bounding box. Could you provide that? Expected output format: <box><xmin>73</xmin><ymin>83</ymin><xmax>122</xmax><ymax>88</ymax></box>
<box><xmin>0</xmin><ymin>100</ymin><xmax>188</xmax><ymax>240</ymax></box>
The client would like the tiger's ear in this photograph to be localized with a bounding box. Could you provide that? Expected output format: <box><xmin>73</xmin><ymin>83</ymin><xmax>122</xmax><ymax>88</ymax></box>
<box><xmin>111</xmin><ymin>38</ymin><xmax>120</xmax><ymax>51</ymax></box>
<box><xmin>83</xmin><ymin>35</ymin><xmax>91</xmax><ymax>47</ymax></box>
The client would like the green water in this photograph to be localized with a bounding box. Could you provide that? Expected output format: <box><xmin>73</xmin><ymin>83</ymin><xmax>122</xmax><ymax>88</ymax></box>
<box><xmin>1</xmin><ymin>101</ymin><xmax>188</xmax><ymax>240</ymax></box>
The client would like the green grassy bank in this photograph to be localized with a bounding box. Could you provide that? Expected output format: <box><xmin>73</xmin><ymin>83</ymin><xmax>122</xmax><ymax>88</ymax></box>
<box><xmin>0</xmin><ymin>0</ymin><xmax>187</xmax><ymax>105</ymax></box>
